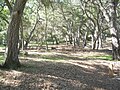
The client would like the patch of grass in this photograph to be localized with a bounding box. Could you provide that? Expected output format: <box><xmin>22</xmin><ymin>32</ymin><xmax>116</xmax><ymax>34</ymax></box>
<box><xmin>40</xmin><ymin>55</ymin><xmax>68</xmax><ymax>60</ymax></box>
<box><xmin>27</xmin><ymin>54</ymin><xmax>70</xmax><ymax>61</ymax></box>
<box><xmin>0</xmin><ymin>45</ymin><xmax>4</xmax><ymax>47</ymax></box>
<box><xmin>88</xmin><ymin>55</ymin><xmax>112</xmax><ymax>61</ymax></box>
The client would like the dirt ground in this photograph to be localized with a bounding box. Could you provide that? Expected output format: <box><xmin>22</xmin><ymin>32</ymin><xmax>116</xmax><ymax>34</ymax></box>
<box><xmin>0</xmin><ymin>49</ymin><xmax>120</xmax><ymax>90</ymax></box>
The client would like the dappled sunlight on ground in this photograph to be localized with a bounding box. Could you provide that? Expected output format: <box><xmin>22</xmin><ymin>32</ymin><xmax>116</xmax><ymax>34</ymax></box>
<box><xmin>0</xmin><ymin>70</ymin><xmax>24</xmax><ymax>87</ymax></box>
<box><xmin>0</xmin><ymin>50</ymin><xmax>120</xmax><ymax>90</ymax></box>
<box><xmin>63</xmin><ymin>60</ymin><xmax>97</xmax><ymax>71</ymax></box>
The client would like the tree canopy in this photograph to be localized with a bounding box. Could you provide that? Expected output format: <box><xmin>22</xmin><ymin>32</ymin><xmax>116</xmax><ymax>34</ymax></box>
<box><xmin>0</xmin><ymin>0</ymin><xmax>120</xmax><ymax>69</ymax></box>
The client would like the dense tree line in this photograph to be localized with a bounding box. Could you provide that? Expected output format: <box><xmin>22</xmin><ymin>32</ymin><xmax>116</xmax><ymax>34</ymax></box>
<box><xmin>0</xmin><ymin>0</ymin><xmax>120</xmax><ymax>69</ymax></box>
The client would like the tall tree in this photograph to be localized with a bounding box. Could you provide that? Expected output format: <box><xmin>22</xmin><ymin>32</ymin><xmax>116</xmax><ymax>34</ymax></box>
<box><xmin>109</xmin><ymin>0</ymin><xmax>120</xmax><ymax>60</ymax></box>
<box><xmin>3</xmin><ymin>0</ymin><xmax>27</xmax><ymax>69</ymax></box>
<box><xmin>98</xmin><ymin>0</ymin><xmax>120</xmax><ymax>60</ymax></box>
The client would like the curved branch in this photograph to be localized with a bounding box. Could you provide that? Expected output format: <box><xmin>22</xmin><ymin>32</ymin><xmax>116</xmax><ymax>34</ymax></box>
<box><xmin>4</xmin><ymin>0</ymin><xmax>13</xmax><ymax>13</ymax></box>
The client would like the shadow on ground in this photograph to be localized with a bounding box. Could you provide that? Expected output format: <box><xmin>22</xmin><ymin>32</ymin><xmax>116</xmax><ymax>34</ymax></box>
<box><xmin>26</xmin><ymin>49</ymin><xmax>112</xmax><ymax>61</ymax></box>
<box><xmin>0</xmin><ymin>58</ymin><xmax>120</xmax><ymax>90</ymax></box>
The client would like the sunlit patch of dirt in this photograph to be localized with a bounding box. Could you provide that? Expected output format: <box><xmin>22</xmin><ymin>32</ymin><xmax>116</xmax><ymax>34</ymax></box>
<box><xmin>0</xmin><ymin>50</ymin><xmax>120</xmax><ymax>90</ymax></box>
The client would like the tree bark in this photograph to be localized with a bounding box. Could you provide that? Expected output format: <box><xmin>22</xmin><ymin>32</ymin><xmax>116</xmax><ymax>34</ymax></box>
<box><xmin>83</xmin><ymin>31</ymin><xmax>88</xmax><ymax>48</ymax></box>
<box><xmin>3</xmin><ymin>0</ymin><xmax>27</xmax><ymax>69</ymax></box>
<box><xmin>44</xmin><ymin>6</ymin><xmax>48</xmax><ymax>51</ymax></box>
<box><xmin>24</xmin><ymin>20</ymin><xmax>38</xmax><ymax>49</ymax></box>
<box><xmin>109</xmin><ymin>0</ymin><xmax>120</xmax><ymax>60</ymax></box>
<box><xmin>20</xmin><ymin>20</ymin><xmax>24</xmax><ymax>51</ymax></box>
<box><xmin>98</xmin><ymin>0</ymin><xmax>120</xmax><ymax>60</ymax></box>
<box><xmin>76</xmin><ymin>26</ymin><xmax>80</xmax><ymax>47</ymax></box>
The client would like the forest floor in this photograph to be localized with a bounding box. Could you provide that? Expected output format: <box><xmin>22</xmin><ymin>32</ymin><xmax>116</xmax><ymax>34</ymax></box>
<box><xmin>0</xmin><ymin>48</ymin><xmax>120</xmax><ymax>90</ymax></box>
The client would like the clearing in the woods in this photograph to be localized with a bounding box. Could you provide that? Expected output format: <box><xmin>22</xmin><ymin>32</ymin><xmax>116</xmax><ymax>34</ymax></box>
<box><xmin>0</xmin><ymin>46</ymin><xmax>120</xmax><ymax>90</ymax></box>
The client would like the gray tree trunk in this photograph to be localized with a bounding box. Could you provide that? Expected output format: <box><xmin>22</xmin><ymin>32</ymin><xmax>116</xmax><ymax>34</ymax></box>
<box><xmin>4</xmin><ymin>0</ymin><xmax>27</xmax><ymax>69</ymax></box>
<box><xmin>109</xmin><ymin>0</ymin><xmax>120</xmax><ymax>60</ymax></box>
<box><xmin>99</xmin><ymin>0</ymin><xmax>120</xmax><ymax>60</ymax></box>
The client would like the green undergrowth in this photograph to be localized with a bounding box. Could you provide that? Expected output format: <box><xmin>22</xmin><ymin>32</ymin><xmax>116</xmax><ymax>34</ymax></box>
<box><xmin>40</xmin><ymin>55</ymin><xmax>69</xmax><ymax>60</ymax></box>
<box><xmin>27</xmin><ymin>54</ymin><xmax>70</xmax><ymax>61</ymax></box>
<box><xmin>87</xmin><ymin>55</ymin><xmax>112</xmax><ymax>61</ymax></box>
<box><xmin>21</xmin><ymin>52</ymin><xmax>113</xmax><ymax>61</ymax></box>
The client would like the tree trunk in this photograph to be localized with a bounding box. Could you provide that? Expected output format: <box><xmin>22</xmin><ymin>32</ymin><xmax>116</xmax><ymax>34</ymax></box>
<box><xmin>54</xmin><ymin>36</ymin><xmax>59</xmax><ymax>45</ymax></box>
<box><xmin>19</xmin><ymin>19</ymin><xmax>24</xmax><ymax>51</ymax></box>
<box><xmin>65</xmin><ymin>35</ymin><xmax>68</xmax><ymax>45</ymax></box>
<box><xmin>76</xmin><ymin>26</ymin><xmax>80</xmax><ymax>47</ymax></box>
<box><xmin>83</xmin><ymin>31</ymin><xmax>88</xmax><ymax>48</ymax></box>
<box><xmin>69</xmin><ymin>24</ymin><xmax>73</xmax><ymax>45</ymax></box>
<box><xmin>97</xmin><ymin>33</ymin><xmax>103</xmax><ymax>49</ymax></box>
<box><xmin>45</xmin><ymin>6</ymin><xmax>48</xmax><ymax>51</ymax></box>
<box><xmin>24</xmin><ymin>20</ymin><xmax>38</xmax><ymax>49</ymax></box>
<box><xmin>91</xmin><ymin>33</ymin><xmax>96</xmax><ymax>49</ymax></box>
<box><xmin>109</xmin><ymin>0</ymin><xmax>120</xmax><ymax>60</ymax></box>
<box><xmin>73</xmin><ymin>34</ymin><xmax>76</xmax><ymax>47</ymax></box>
<box><xmin>99</xmin><ymin>0</ymin><xmax>120</xmax><ymax>60</ymax></box>
<box><xmin>3</xmin><ymin>0</ymin><xmax>27</xmax><ymax>69</ymax></box>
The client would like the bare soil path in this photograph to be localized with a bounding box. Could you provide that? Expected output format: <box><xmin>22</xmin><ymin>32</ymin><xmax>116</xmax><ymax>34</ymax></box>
<box><xmin>0</xmin><ymin>49</ymin><xmax>120</xmax><ymax>90</ymax></box>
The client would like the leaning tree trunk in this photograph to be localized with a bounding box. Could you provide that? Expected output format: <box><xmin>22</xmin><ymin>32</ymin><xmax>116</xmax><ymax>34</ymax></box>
<box><xmin>24</xmin><ymin>20</ymin><xmax>38</xmax><ymax>49</ymax></box>
<box><xmin>99</xmin><ymin>0</ymin><xmax>120</xmax><ymax>60</ymax></box>
<box><xmin>109</xmin><ymin>0</ymin><xmax>120</xmax><ymax>60</ymax></box>
<box><xmin>4</xmin><ymin>0</ymin><xmax>27</xmax><ymax>69</ymax></box>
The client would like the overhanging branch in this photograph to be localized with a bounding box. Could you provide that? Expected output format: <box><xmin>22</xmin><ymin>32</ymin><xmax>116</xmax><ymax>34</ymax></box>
<box><xmin>4</xmin><ymin>0</ymin><xmax>13</xmax><ymax>13</ymax></box>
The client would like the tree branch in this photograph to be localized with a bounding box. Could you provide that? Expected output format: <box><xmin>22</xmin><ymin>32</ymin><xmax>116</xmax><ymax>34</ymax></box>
<box><xmin>4</xmin><ymin>0</ymin><xmax>13</xmax><ymax>13</ymax></box>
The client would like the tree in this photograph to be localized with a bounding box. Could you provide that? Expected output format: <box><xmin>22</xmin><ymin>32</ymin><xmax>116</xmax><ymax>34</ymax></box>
<box><xmin>98</xmin><ymin>0</ymin><xmax>120</xmax><ymax>60</ymax></box>
<box><xmin>22</xmin><ymin>0</ymin><xmax>40</xmax><ymax>49</ymax></box>
<box><xmin>3</xmin><ymin>0</ymin><xmax>27</xmax><ymax>69</ymax></box>
<box><xmin>109</xmin><ymin>0</ymin><xmax>120</xmax><ymax>60</ymax></box>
